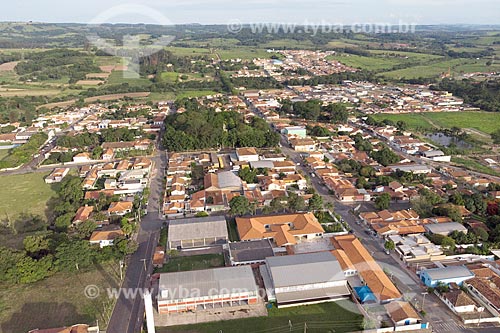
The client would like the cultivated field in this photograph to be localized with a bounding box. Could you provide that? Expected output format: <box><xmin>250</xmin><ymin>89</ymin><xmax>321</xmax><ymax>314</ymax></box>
<box><xmin>0</xmin><ymin>61</ymin><xmax>18</xmax><ymax>71</ymax></box>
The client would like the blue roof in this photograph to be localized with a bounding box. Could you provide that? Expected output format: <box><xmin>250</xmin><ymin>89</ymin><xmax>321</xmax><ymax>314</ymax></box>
<box><xmin>354</xmin><ymin>286</ymin><xmax>377</xmax><ymax>303</ymax></box>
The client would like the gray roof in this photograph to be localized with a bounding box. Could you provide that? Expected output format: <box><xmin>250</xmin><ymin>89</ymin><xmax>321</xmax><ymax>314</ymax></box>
<box><xmin>275</xmin><ymin>285</ymin><xmax>351</xmax><ymax>304</ymax></box>
<box><xmin>266</xmin><ymin>252</ymin><xmax>345</xmax><ymax>288</ymax></box>
<box><xmin>249</xmin><ymin>160</ymin><xmax>275</xmax><ymax>169</ymax></box>
<box><xmin>423</xmin><ymin>150</ymin><xmax>445</xmax><ymax>157</ymax></box>
<box><xmin>229</xmin><ymin>239</ymin><xmax>274</xmax><ymax>263</ymax></box>
<box><xmin>168</xmin><ymin>216</ymin><xmax>228</xmax><ymax>242</ymax></box>
<box><xmin>424</xmin><ymin>222</ymin><xmax>467</xmax><ymax>235</ymax></box>
<box><xmin>388</xmin><ymin>164</ymin><xmax>432</xmax><ymax>172</ymax></box>
<box><xmin>158</xmin><ymin>266</ymin><xmax>258</xmax><ymax>301</ymax></box>
<box><xmin>422</xmin><ymin>265</ymin><xmax>474</xmax><ymax>281</ymax></box>
<box><xmin>217</xmin><ymin>171</ymin><xmax>243</xmax><ymax>189</ymax></box>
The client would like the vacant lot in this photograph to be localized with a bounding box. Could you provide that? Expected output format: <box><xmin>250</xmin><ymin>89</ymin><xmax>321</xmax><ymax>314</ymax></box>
<box><xmin>107</xmin><ymin>70</ymin><xmax>151</xmax><ymax>86</ymax></box>
<box><xmin>0</xmin><ymin>172</ymin><xmax>56</xmax><ymax>221</ymax></box>
<box><xmin>0</xmin><ymin>149</ymin><xmax>9</xmax><ymax>161</ymax></box>
<box><xmin>451</xmin><ymin>157</ymin><xmax>500</xmax><ymax>177</ymax></box>
<box><xmin>0</xmin><ymin>261</ymin><xmax>120</xmax><ymax>333</ymax></box>
<box><xmin>0</xmin><ymin>61</ymin><xmax>18</xmax><ymax>71</ymax></box>
<box><xmin>0</xmin><ymin>88</ymin><xmax>61</xmax><ymax>97</ymax></box>
<box><xmin>382</xmin><ymin>58</ymin><xmax>478</xmax><ymax>79</ymax></box>
<box><xmin>155</xmin><ymin>254</ymin><xmax>225</xmax><ymax>273</ymax></box>
<box><xmin>329</xmin><ymin>54</ymin><xmax>409</xmax><ymax>71</ymax></box>
<box><xmin>372</xmin><ymin>113</ymin><xmax>434</xmax><ymax>130</ymax></box>
<box><xmin>163</xmin><ymin>300</ymin><xmax>363</xmax><ymax>333</ymax></box>
<box><xmin>425</xmin><ymin>112</ymin><xmax>500</xmax><ymax>135</ymax></box>
<box><xmin>37</xmin><ymin>92</ymin><xmax>151</xmax><ymax>109</ymax></box>
<box><xmin>372</xmin><ymin>111</ymin><xmax>500</xmax><ymax>135</ymax></box>
<box><xmin>218</xmin><ymin>47</ymin><xmax>271</xmax><ymax>60</ymax></box>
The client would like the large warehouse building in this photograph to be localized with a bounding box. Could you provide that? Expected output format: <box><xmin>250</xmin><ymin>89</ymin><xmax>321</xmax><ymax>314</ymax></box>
<box><xmin>167</xmin><ymin>216</ymin><xmax>228</xmax><ymax>250</ymax></box>
<box><xmin>260</xmin><ymin>252</ymin><xmax>350</xmax><ymax>308</ymax></box>
<box><xmin>157</xmin><ymin>266</ymin><xmax>260</xmax><ymax>314</ymax></box>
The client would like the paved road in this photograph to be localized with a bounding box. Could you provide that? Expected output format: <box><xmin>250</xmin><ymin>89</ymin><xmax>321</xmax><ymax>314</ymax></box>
<box><xmin>276</xmin><ymin>128</ymin><xmax>491</xmax><ymax>332</ymax></box>
<box><xmin>106</xmin><ymin>147</ymin><xmax>166</xmax><ymax>333</ymax></box>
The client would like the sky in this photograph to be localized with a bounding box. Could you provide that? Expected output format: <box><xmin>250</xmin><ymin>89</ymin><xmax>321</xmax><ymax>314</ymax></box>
<box><xmin>3</xmin><ymin>0</ymin><xmax>500</xmax><ymax>25</ymax></box>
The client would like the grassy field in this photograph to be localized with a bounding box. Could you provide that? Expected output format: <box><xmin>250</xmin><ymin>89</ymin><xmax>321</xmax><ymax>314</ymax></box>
<box><xmin>0</xmin><ymin>149</ymin><xmax>9</xmax><ymax>160</ymax></box>
<box><xmin>0</xmin><ymin>261</ymin><xmax>120</xmax><ymax>332</ymax></box>
<box><xmin>328</xmin><ymin>54</ymin><xmax>403</xmax><ymax>71</ymax></box>
<box><xmin>381</xmin><ymin>58</ymin><xmax>481</xmax><ymax>79</ymax></box>
<box><xmin>369</xmin><ymin>50</ymin><xmax>443</xmax><ymax>61</ymax></box>
<box><xmin>424</xmin><ymin>112</ymin><xmax>500</xmax><ymax>134</ymax></box>
<box><xmin>106</xmin><ymin>70</ymin><xmax>152</xmax><ymax>86</ymax></box>
<box><xmin>165</xmin><ymin>46</ymin><xmax>213</xmax><ymax>57</ymax></box>
<box><xmin>260</xmin><ymin>39</ymin><xmax>316</xmax><ymax>49</ymax></box>
<box><xmin>160</xmin><ymin>71</ymin><xmax>179</xmax><ymax>83</ymax></box>
<box><xmin>218</xmin><ymin>47</ymin><xmax>271</xmax><ymax>60</ymax></box>
<box><xmin>451</xmin><ymin>157</ymin><xmax>500</xmax><ymax>177</ymax></box>
<box><xmin>155</xmin><ymin>254</ymin><xmax>225</xmax><ymax>273</ymax></box>
<box><xmin>163</xmin><ymin>300</ymin><xmax>363</xmax><ymax>333</ymax></box>
<box><xmin>0</xmin><ymin>89</ymin><xmax>61</xmax><ymax>97</ymax></box>
<box><xmin>372</xmin><ymin>113</ymin><xmax>434</xmax><ymax>130</ymax></box>
<box><xmin>372</xmin><ymin>111</ymin><xmax>500</xmax><ymax>135</ymax></box>
<box><xmin>175</xmin><ymin>90</ymin><xmax>219</xmax><ymax>99</ymax></box>
<box><xmin>0</xmin><ymin>172</ymin><xmax>57</xmax><ymax>221</ymax></box>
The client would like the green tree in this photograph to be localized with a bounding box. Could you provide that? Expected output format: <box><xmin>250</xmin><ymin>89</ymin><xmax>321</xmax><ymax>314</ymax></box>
<box><xmin>474</xmin><ymin>228</ymin><xmax>489</xmax><ymax>242</ymax></box>
<box><xmin>15</xmin><ymin>255</ymin><xmax>53</xmax><ymax>284</ymax></box>
<box><xmin>441</xmin><ymin>236</ymin><xmax>456</xmax><ymax>251</ymax></box>
<box><xmin>74</xmin><ymin>220</ymin><xmax>98</xmax><ymax>239</ymax></box>
<box><xmin>55</xmin><ymin>241</ymin><xmax>94</xmax><ymax>272</ymax></box>
<box><xmin>375</xmin><ymin>193</ymin><xmax>391</xmax><ymax>211</ymax></box>
<box><xmin>59</xmin><ymin>176</ymin><xmax>84</xmax><ymax>206</ymax></box>
<box><xmin>195</xmin><ymin>211</ymin><xmax>209</xmax><ymax>217</ymax></box>
<box><xmin>238</xmin><ymin>168</ymin><xmax>258</xmax><ymax>183</ymax></box>
<box><xmin>120</xmin><ymin>218</ymin><xmax>136</xmax><ymax>236</ymax></box>
<box><xmin>54</xmin><ymin>213</ymin><xmax>73</xmax><ymax>232</ymax></box>
<box><xmin>491</xmin><ymin>129</ymin><xmax>500</xmax><ymax>144</ymax></box>
<box><xmin>288</xmin><ymin>192</ymin><xmax>306</xmax><ymax>212</ymax></box>
<box><xmin>269</xmin><ymin>197</ymin><xmax>286</xmax><ymax>213</ymax></box>
<box><xmin>229</xmin><ymin>196</ymin><xmax>251</xmax><ymax>216</ymax></box>
<box><xmin>370</xmin><ymin>147</ymin><xmax>400</xmax><ymax>166</ymax></box>
<box><xmin>115</xmin><ymin>237</ymin><xmax>138</xmax><ymax>256</ymax></box>
<box><xmin>324</xmin><ymin>202</ymin><xmax>335</xmax><ymax>212</ymax></box>
<box><xmin>308</xmin><ymin>193</ymin><xmax>323</xmax><ymax>212</ymax></box>
<box><xmin>0</xmin><ymin>247</ymin><xmax>24</xmax><ymax>282</ymax></box>
<box><xmin>384</xmin><ymin>239</ymin><xmax>396</xmax><ymax>251</ymax></box>
<box><xmin>23</xmin><ymin>234</ymin><xmax>50</xmax><ymax>256</ymax></box>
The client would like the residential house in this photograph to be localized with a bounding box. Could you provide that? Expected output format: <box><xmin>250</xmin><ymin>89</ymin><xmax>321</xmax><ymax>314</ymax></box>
<box><xmin>73</xmin><ymin>205</ymin><xmax>94</xmax><ymax>224</ymax></box>
<box><xmin>73</xmin><ymin>152</ymin><xmax>92</xmax><ymax>163</ymax></box>
<box><xmin>236</xmin><ymin>212</ymin><xmax>324</xmax><ymax>247</ymax></box>
<box><xmin>89</xmin><ymin>228</ymin><xmax>124</xmax><ymax>248</ymax></box>
<box><xmin>45</xmin><ymin>168</ymin><xmax>69</xmax><ymax>184</ymax></box>
<box><xmin>236</xmin><ymin>147</ymin><xmax>259</xmax><ymax>162</ymax></box>
<box><xmin>385</xmin><ymin>301</ymin><xmax>421</xmax><ymax>326</ymax></box>
<box><xmin>107</xmin><ymin>201</ymin><xmax>133</xmax><ymax>216</ymax></box>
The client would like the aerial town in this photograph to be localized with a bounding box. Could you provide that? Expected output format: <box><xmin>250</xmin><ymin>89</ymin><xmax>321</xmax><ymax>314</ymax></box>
<box><xmin>0</xmin><ymin>4</ymin><xmax>500</xmax><ymax>333</ymax></box>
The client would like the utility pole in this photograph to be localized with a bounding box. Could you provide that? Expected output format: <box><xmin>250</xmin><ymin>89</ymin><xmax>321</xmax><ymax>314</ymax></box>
<box><xmin>477</xmin><ymin>308</ymin><xmax>483</xmax><ymax>327</ymax></box>
<box><xmin>119</xmin><ymin>260</ymin><xmax>124</xmax><ymax>281</ymax></box>
<box><xmin>303</xmin><ymin>322</ymin><xmax>307</xmax><ymax>333</ymax></box>
<box><xmin>421</xmin><ymin>292</ymin><xmax>428</xmax><ymax>312</ymax></box>
<box><xmin>289</xmin><ymin>320</ymin><xmax>292</xmax><ymax>332</ymax></box>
